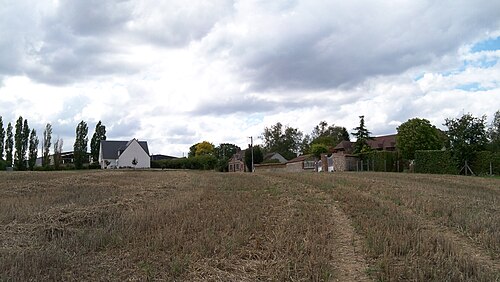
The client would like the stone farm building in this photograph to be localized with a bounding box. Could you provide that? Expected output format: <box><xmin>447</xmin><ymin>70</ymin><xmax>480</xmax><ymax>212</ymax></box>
<box><xmin>229</xmin><ymin>151</ymin><xmax>288</xmax><ymax>172</ymax></box>
<box><xmin>329</xmin><ymin>134</ymin><xmax>397</xmax><ymax>171</ymax></box>
<box><xmin>249</xmin><ymin>134</ymin><xmax>398</xmax><ymax>173</ymax></box>
<box><xmin>228</xmin><ymin>150</ymin><xmax>246</xmax><ymax>172</ymax></box>
<box><xmin>35</xmin><ymin>151</ymin><xmax>91</xmax><ymax>167</ymax></box>
<box><xmin>99</xmin><ymin>139</ymin><xmax>150</xmax><ymax>169</ymax></box>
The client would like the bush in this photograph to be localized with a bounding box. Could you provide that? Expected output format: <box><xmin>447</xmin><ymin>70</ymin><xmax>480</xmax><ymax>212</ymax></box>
<box><xmin>88</xmin><ymin>162</ymin><xmax>101</xmax><ymax>169</ymax></box>
<box><xmin>63</xmin><ymin>164</ymin><xmax>76</xmax><ymax>170</ymax></box>
<box><xmin>310</xmin><ymin>144</ymin><xmax>329</xmax><ymax>158</ymax></box>
<box><xmin>0</xmin><ymin>159</ymin><xmax>6</xmax><ymax>171</ymax></box>
<box><xmin>215</xmin><ymin>158</ymin><xmax>229</xmax><ymax>172</ymax></box>
<box><xmin>414</xmin><ymin>150</ymin><xmax>457</xmax><ymax>174</ymax></box>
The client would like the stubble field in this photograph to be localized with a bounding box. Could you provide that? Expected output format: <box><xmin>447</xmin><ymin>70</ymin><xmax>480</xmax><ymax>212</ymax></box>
<box><xmin>0</xmin><ymin>170</ymin><xmax>499</xmax><ymax>281</ymax></box>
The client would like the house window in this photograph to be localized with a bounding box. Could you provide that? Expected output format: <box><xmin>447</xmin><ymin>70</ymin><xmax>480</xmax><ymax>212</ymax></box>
<box><xmin>304</xmin><ymin>161</ymin><xmax>315</xmax><ymax>169</ymax></box>
<box><xmin>236</xmin><ymin>163</ymin><xmax>240</xmax><ymax>171</ymax></box>
<box><xmin>229</xmin><ymin>164</ymin><xmax>234</xmax><ymax>172</ymax></box>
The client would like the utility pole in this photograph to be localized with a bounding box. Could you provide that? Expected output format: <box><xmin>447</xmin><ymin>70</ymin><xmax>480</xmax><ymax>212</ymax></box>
<box><xmin>248</xmin><ymin>136</ymin><xmax>254</xmax><ymax>172</ymax></box>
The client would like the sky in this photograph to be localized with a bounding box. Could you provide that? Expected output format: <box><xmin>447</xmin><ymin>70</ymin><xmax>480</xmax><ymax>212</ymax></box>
<box><xmin>1</xmin><ymin>0</ymin><xmax>499</xmax><ymax>157</ymax></box>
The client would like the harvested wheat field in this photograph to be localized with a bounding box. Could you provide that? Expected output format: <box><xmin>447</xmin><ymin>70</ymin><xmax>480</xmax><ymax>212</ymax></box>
<box><xmin>0</xmin><ymin>171</ymin><xmax>499</xmax><ymax>281</ymax></box>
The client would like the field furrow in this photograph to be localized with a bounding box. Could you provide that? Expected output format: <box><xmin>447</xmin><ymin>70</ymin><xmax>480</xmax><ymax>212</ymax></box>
<box><xmin>1</xmin><ymin>170</ymin><xmax>498</xmax><ymax>281</ymax></box>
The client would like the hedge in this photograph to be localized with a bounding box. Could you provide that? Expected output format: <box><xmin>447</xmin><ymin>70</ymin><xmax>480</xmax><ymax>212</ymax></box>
<box><xmin>152</xmin><ymin>155</ymin><xmax>218</xmax><ymax>170</ymax></box>
<box><xmin>359</xmin><ymin>151</ymin><xmax>402</xmax><ymax>172</ymax></box>
<box><xmin>470</xmin><ymin>151</ymin><xmax>500</xmax><ymax>175</ymax></box>
<box><xmin>414</xmin><ymin>150</ymin><xmax>457</xmax><ymax>174</ymax></box>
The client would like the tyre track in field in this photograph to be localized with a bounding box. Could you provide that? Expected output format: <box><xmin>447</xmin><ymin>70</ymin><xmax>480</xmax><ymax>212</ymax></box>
<box><xmin>257</xmin><ymin>173</ymin><xmax>372</xmax><ymax>282</ymax></box>
<box><xmin>338</xmin><ymin>173</ymin><xmax>500</xmax><ymax>274</ymax></box>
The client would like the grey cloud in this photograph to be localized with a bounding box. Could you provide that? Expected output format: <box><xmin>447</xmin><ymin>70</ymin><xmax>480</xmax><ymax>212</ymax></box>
<box><xmin>193</xmin><ymin>97</ymin><xmax>275</xmax><ymax>115</ymax></box>
<box><xmin>1</xmin><ymin>0</ymin><xmax>234</xmax><ymax>86</ymax></box>
<box><xmin>106</xmin><ymin>119</ymin><xmax>142</xmax><ymax>140</ymax></box>
<box><xmin>0</xmin><ymin>1</ymin><xmax>40</xmax><ymax>79</ymax></box>
<box><xmin>203</xmin><ymin>1</ymin><xmax>500</xmax><ymax>91</ymax></box>
<box><xmin>166</xmin><ymin>125</ymin><xmax>196</xmax><ymax>137</ymax></box>
<box><xmin>191</xmin><ymin>94</ymin><xmax>339</xmax><ymax>116</ymax></box>
<box><xmin>55</xmin><ymin>0</ymin><xmax>133</xmax><ymax>36</ymax></box>
<box><xmin>129</xmin><ymin>0</ymin><xmax>235</xmax><ymax>47</ymax></box>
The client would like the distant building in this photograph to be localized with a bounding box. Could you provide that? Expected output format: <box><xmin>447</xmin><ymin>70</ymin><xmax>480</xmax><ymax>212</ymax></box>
<box><xmin>35</xmin><ymin>151</ymin><xmax>90</xmax><ymax>167</ymax></box>
<box><xmin>333</xmin><ymin>134</ymin><xmax>397</xmax><ymax>154</ymax></box>
<box><xmin>263</xmin><ymin>152</ymin><xmax>288</xmax><ymax>163</ymax></box>
<box><xmin>99</xmin><ymin>139</ymin><xmax>150</xmax><ymax>169</ymax></box>
<box><xmin>150</xmin><ymin>154</ymin><xmax>177</xmax><ymax>161</ymax></box>
<box><xmin>228</xmin><ymin>150</ymin><xmax>246</xmax><ymax>172</ymax></box>
<box><xmin>286</xmin><ymin>154</ymin><xmax>317</xmax><ymax>172</ymax></box>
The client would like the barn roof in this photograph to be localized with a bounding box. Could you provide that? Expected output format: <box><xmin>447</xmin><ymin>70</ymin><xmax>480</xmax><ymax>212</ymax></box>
<box><xmin>101</xmin><ymin>140</ymin><xmax>149</xmax><ymax>159</ymax></box>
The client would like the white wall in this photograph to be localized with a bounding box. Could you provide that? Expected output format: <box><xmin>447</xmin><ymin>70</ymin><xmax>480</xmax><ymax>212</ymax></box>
<box><xmin>118</xmin><ymin>140</ymin><xmax>150</xmax><ymax>168</ymax></box>
<box><xmin>101</xmin><ymin>158</ymin><xmax>118</xmax><ymax>169</ymax></box>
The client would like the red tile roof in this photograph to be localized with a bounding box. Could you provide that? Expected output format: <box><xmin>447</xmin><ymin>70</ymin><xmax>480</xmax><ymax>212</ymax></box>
<box><xmin>287</xmin><ymin>154</ymin><xmax>314</xmax><ymax>163</ymax></box>
<box><xmin>333</xmin><ymin>134</ymin><xmax>397</xmax><ymax>153</ymax></box>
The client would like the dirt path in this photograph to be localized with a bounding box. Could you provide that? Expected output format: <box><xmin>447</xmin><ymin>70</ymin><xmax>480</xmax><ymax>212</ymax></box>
<box><xmin>258</xmin><ymin>173</ymin><xmax>372</xmax><ymax>281</ymax></box>
<box><xmin>326</xmin><ymin>201</ymin><xmax>372</xmax><ymax>281</ymax></box>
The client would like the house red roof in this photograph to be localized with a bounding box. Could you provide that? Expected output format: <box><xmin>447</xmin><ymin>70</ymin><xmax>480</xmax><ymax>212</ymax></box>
<box><xmin>333</xmin><ymin>140</ymin><xmax>353</xmax><ymax>151</ymax></box>
<box><xmin>229</xmin><ymin>150</ymin><xmax>246</xmax><ymax>161</ymax></box>
<box><xmin>333</xmin><ymin>134</ymin><xmax>397</xmax><ymax>153</ymax></box>
<box><xmin>287</xmin><ymin>154</ymin><xmax>314</xmax><ymax>163</ymax></box>
<box><xmin>367</xmin><ymin>134</ymin><xmax>397</xmax><ymax>150</ymax></box>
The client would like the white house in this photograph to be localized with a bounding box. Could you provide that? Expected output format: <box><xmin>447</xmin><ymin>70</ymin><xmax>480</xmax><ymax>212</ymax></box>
<box><xmin>99</xmin><ymin>139</ymin><xmax>150</xmax><ymax>169</ymax></box>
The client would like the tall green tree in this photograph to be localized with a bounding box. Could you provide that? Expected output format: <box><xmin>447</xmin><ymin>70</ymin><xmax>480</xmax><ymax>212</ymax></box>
<box><xmin>54</xmin><ymin>138</ymin><xmax>63</xmax><ymax>170</ymax></box>
<box><xmin>488</xmin><ymin>110</ymin><xmax>500</xmax><ymax>152</ymax></box>
<box><xmin>90</xmin><ymin>121</ymin><xmax>106</xmax><ymax>163</ymax></box>
<box><xmin>214</xmin><ymin>143</ymin><xmax>240</xmax><ymax>160</ymax></box>
<box><xmin>444</xmin><ymin>113</ymin><xmax>488</xmax><ymax>166</ymax></box>
<box><xmin>22</xmin><ymin>119</ymin><xmax>30</xmax><ymax>169</ymax></box>
<box><xmin>14</xmin><ymin>116</ymin><xmax>26</xmax><ymax>170</ymax></box>
<box><xmin>188</xmin><ymin>143</ymin><xmax>200</xmax><ymax>158</ymax></box>
<box><xmin>5</xmin><ymin>122</ymin><xmax>13</xmax><ymax>167</ymax></box>
<box><xmin>73</xmin><ymin>121</ymin><xmax>88</xmax><ymax>169</ymax></box>
<box><xmin>310</xmin><ymin>121</ymin><xmax>350</xmax><ymax>148</ymax></box>
<box><xmin>300</xmin><ymin>134</ymin><xmax>312</xmax><ymax>155</ymax></box>
<box><xmin>28</xmin><ymin>129</ymin><xmax>39</xmax><ymax>170</ymax></box>
<box><xmin>0</xmin><ymin>116</ymin><xmax>4</xmax><ymax>159</ymax></box>
<box><xmin>43</xmin><ymin>123</ymin><xmax>52</xmax><ymax>168</ymax></box>
<box><xmin>396</xmin><ymin>118</ymin><xmax>443</xmax><ymax>160</ymax></box>
<box><xmin>261</xmin><ymin>122</ymin><xmax>303</xmax><ymax>160</ymax></box>
<box><xmin>213</xmin><ymin>143</ymin><xmax>241</xmax><ymax>172</ymax></box>
<box><xmin>245</xmin><ymin>144</ymin><xmax>263</xmax><ymax>171</ymax></box>
<box><xmin>351</xmin><ymin>115</ymin><xmax>373</xmax><ymax>154</ymax></box>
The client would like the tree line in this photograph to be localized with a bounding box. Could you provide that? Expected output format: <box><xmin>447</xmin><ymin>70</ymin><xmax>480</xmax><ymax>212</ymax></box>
<box><xmin>0</xmin><ymin>116</ymin><xmax>107</xmax><ymax>170</ymax></box>
<box><xmin>172</xmin><ymin>110</ymin><xmax>499</xmax><ymax>172</ymax></box>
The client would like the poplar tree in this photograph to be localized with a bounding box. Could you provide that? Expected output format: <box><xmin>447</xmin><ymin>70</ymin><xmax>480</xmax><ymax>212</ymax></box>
<box><xmin>5</xmin><ymin>123</ymin><xmax>13</xmax><ymax>167</ymax></box>
<box><xmin>14</xmin><ymin>116</ymin><xmax>25</xmax><ymax>170</ymax></box>
<box><xmin>28</xmin><ymin>129</ymin><xmax>39</xmax><ymax>170</ymax></box>
<box><xmin>43</xmin><ymin>123</ymin><xmax>52</xmax><ymax>168</ymax></box>
<box><xmin>0</xmin><ymin>116</ymin><xmax>4</xmax><ymax>159</ymax></box>
<box><xmin>22</xmin><ymin>119</ymin><xmax>30</xmax><ymax>170</ymax></box>
<box><xmin>73</xmin><ymin>121</ymin><xmax>88</xmax><ymax>169</ymax></box>
<box><xmin>90</xmin><ymin>121</ymin><xmax>106</xmax><ymax>163</ymax></box>
<box><xmin>54</xmin><ymin>138</ymin><xmax>63</xmax><ymax>170</ymax></box>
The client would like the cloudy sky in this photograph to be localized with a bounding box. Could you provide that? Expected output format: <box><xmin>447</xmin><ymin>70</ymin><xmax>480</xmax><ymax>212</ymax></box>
<box><xmin>1</xmin><ymin>0</ymin><xmax>499</xmax><ymax>156</ymax></box>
